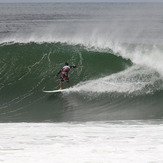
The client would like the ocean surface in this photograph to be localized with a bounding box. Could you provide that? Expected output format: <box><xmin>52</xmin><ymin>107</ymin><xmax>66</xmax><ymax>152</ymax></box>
<box><xmin>0</xmin><ymin>3</ymin><xmax>163</xmax><ymax>162</ymax></box>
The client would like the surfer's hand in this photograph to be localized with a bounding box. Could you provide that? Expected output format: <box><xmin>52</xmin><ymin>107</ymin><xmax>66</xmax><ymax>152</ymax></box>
<box><xmin>54</xmin><ymin>76</ymin><xmax>57</xmax><ymax>79</ymax></box>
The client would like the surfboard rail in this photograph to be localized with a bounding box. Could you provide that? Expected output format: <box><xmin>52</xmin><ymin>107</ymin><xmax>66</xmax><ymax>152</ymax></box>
<box><xmin>43</xmin><ymin>89</ymin><xmax>67</xmax><ymax>93</ymax></box>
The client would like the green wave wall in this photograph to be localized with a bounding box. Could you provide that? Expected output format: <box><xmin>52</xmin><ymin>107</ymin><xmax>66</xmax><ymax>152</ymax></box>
<box><xmin>0</xmin><ymin>42</ymin><xmax>163</xmax><ymax>122</ymax></box>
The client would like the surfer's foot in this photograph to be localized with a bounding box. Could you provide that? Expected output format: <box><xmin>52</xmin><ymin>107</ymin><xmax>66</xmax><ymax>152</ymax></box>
<box><xmin>58</xmin><ymin>88</ymin><xmax>62</xmax><ymax>90</ymax></box>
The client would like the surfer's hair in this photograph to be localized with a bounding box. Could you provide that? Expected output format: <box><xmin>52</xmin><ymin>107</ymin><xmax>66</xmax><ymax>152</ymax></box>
<box><xmin>65</xmin><ymin>62</ymin><xmax>69</xmax><ymax>65</ymax></box>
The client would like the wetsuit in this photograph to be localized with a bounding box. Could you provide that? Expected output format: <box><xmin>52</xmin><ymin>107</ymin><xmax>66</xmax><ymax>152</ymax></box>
<box><xmin>56</xmin><ymin>65</ymin><xmax>76</xmax><ymax>82</ymax></box>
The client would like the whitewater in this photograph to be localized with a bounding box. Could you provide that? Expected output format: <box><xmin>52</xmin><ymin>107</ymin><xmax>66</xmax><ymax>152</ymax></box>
<box><xmin>0</xmin><ymin>2</ymin><xmax>163</xmax><ymax>163</ymax></box>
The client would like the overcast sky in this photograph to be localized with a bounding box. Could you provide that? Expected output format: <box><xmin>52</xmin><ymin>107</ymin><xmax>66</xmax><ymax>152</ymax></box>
<box><xmin>0</xmin><ymin>0</ymin><xmax>163</xmax><ymax>3</ymax></box>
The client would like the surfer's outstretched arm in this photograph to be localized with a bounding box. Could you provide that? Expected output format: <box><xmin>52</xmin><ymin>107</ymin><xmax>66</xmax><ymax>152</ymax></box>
<box><xmin>70</xmin><ymin>64</ymin><xmax>76</xmax><ymax>69</ymax></box>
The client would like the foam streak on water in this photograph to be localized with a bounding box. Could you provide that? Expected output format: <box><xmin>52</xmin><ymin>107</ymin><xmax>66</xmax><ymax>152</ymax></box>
<box><xmin>0</xmin><ymin>121</ymin><xmax>163</xmax><ymax>163</ymax></box>
<box><xmin>71</xmin><ymin>65</ymin><xmax>163</xmax><ymax>94</ymax></box>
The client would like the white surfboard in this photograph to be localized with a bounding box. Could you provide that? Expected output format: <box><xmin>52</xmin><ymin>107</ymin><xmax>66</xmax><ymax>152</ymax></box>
<box><xmin>43</xmin><ymin>89</ymin><xmax>68</xmax><ymax>93</ymax></box>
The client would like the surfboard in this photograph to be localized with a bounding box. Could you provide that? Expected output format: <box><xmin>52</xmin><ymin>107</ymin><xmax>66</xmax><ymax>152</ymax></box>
<box><xmin>43</xmin><ymin>89</ymin><xmax>67</xmax><ymax>93</ymax></box>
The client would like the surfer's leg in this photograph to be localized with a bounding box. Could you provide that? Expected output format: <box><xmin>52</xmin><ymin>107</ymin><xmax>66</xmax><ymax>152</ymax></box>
<box><xmin>59</xmin><ymin>74</ymin><xmax>64</xmax><ymax>90</ymax></box>
<box><xmin>65</xmin><ymin>76</ymin><xmax>72</xmax><ymax>88</ymax></box>
<box><xmin>59</xmin><ymin>81</ymin><xmax>63</xmax><ymax>90</ymax></box>
<box><xmin>67</xmin><ymin>81</ymin><xmax>72</xmax><ymax>88</ymax></box>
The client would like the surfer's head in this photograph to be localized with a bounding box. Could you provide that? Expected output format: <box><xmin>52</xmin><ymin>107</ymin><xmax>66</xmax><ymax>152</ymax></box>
<box><xmin>65</xmin><ymin>62</ymin><xmax>69</xmax><ymax>66</ymax></box>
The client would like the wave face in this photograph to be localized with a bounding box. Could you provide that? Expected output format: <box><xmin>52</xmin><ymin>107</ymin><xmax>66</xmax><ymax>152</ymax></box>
<box><xmin>0</xmin><ymin>3</ymin><xmax>163</xmax><ymax>122</ymax></box>
<box><xmin>0</xmin><ymin>42</ymin><xmax>163</xmax><ymax>122</ymax></box>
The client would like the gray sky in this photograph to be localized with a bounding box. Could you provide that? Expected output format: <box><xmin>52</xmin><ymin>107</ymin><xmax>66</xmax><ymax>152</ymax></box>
<box><xmin>0</xmin><ymin>0</ymin><xmax>163</xmax><ymax>3</ymax></box>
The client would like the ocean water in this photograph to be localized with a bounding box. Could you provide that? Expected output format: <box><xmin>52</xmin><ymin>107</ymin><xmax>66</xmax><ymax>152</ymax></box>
<box><xmin>0</xmin><ymin>3</ymin><xmax>163</xmax><ymax>162</ymax></box>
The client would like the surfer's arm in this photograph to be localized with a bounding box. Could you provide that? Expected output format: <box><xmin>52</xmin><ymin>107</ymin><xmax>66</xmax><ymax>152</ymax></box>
<box><xmin>55</xmin><ymin>70</ymin><xmax>62</xmax><ymax>79</ymax></box>
<box><xmin>70</xmin><ymin>64</ymin><xmax>76</xmax><ymax>68</ymax></box>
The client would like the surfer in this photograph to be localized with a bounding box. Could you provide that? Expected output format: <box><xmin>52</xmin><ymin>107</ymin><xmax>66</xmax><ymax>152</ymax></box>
<box><xmin>55</xmin><ymin>62</ymin><xmax>76</xmax><ymax>90</ymax></box>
